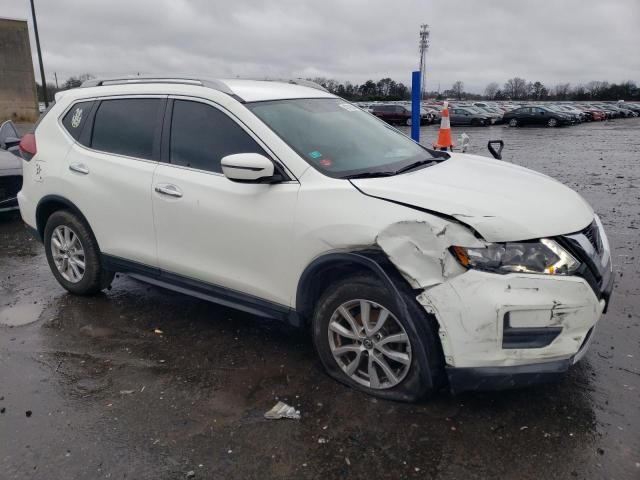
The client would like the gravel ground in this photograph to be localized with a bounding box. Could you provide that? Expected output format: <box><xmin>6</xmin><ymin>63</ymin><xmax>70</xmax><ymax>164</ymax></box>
<box><xmin>1</xmin><ymin>119</ymin><xmax>639</xmax><ymax>479</ymax></box>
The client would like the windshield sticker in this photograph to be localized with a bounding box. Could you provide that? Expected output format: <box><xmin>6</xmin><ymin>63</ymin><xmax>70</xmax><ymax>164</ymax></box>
<box><xmin>339</xmin><ymin>103</ymin><xmax>359</xmax><ymax>112</ymax></box>
<box><xmin>71</xmin><ymin>108</ymin><xmax>83</xmax><ymax>128</ymax></box>
<box><xmin>308</xmin><ymin>150</ymin><xmax>323</xmax><ymax>159</ymax></box>
<box><xmin>319</xmin><ymin>158</ymin><xmax>333</xmax><ymax>168</ymax></box>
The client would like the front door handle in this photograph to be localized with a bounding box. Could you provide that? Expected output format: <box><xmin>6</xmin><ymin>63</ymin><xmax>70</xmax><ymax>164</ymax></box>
<box><xmin>154</xmin><ymin>184</ymin><xmax>183</xmax><ymax>198</ymax></box>
<box><xmin>69</xmin><ymin>163</ymin><xmax>89</xmax><ymax>175</ymax></box>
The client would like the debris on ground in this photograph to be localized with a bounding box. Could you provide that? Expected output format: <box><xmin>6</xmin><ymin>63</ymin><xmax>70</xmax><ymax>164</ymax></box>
<box><xmin>264</xmin><ymin>401</ymin><xmax>301</xmax><ymax>420</ymax></box>
<box><xmin>154</xmin><ymin>329</ymin><xmax>163</xmax><ymax>335</ymax></box>
<box><xmin>185</xmin><ymin>470</ymin><xmax>195</xmax><ymax>478</ymax></box>
<box><xmin>120</xmin><ymin>390</ymin><xmax>135</xmax><ymax>395</ymax></box>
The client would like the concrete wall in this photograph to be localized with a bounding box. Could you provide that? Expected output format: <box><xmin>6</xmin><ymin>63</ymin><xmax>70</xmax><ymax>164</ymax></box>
<box><xmin>0</xmin><ymin>18</ymin><xmax>39</xmax><ymax>122</ymax></box>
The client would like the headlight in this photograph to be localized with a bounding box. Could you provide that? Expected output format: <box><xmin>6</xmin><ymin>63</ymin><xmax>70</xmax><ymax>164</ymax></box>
<box><xmin>451</xmin><ymin>239</ymin><xmax>580</xmax><ymax>275</ymax></box>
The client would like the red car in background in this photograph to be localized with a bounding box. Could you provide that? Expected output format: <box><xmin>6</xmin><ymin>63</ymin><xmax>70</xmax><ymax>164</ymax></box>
<box><xmin>576</xmin><ymin>105</ymin><xmax>606</xmax><ymax>121</ymax></box>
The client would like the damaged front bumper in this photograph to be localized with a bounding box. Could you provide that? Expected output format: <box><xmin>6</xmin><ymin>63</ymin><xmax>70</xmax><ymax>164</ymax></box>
<box><xmin>446</xmin><ymin>322</ymin><xmax>599</xmax><ymax>394</ymax></box>
<box><xmin>417</xmin><ymin>269</ymin><xmax>612</xmax><ymax>394</ymax></box>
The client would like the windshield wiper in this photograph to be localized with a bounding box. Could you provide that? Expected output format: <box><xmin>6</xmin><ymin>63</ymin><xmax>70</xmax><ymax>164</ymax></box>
<box><xmin>393</xmin><ymin>159</ymin><xmax>440</xmax><ymax>175</ymax></box>
<box><xmin>343</xmin><ymin>171</ymin><xmax>396</xmax><ymax>179</ymax></box>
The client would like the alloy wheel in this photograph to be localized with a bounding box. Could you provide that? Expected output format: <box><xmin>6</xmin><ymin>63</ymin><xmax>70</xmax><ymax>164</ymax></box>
<box><xmin>328</xmin><ymin>299</ymin><xmax>412</xmax><ymax>389</ymax></box>
<box><xmin>548</xmin><ymin>118</ymin><xmax>558</xmax><ymax>127</ymax></box>
<box><xmin>509</xmin><ymin>118</ymin><xmax>518</xmax><ymax>127</ymax></box>
<box><xmin>51</xmin><ymin>225</ymin><xmax>86</xmax><ymax>283</ymax></box>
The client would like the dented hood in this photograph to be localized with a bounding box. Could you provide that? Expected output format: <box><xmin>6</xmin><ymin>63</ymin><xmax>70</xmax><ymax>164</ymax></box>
<box><xmin>352</xmin><ymin>153</ymin><xmax>593</xmax><ymax>242</ymax></box>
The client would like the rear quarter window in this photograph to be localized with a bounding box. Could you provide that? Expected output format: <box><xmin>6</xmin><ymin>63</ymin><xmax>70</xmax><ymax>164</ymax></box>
<box><xmin>91</xmin><ymin>98</ymin><xmax>163</xmax><ymax>160</ymax></box>
<box><xmin>61</xmin><ymin>101</ymin><xmax>94</xmax><ymax>141</ymax></box>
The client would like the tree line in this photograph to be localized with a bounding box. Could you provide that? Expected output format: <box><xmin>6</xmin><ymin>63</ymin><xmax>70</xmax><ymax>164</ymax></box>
<box><xmin>311</xmin><ymin>77</ymin><xmax>639</xmax><ymax>102</ymax></box>
<box><xmin>445</xmin><ymin>78</ymin><xmax>639</xmax><ymax>101</ymax></box>
<box><xmin>36</xmin><ymin>74</ymin><xmax>639</xmax><ymax>103</ymax></box>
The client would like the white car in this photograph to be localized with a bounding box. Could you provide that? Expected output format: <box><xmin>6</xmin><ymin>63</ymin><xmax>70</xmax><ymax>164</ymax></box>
<box><xmin>17</xmin><ymin>77</ymin><xmax>613</xmax><ymax>400</ymax></box>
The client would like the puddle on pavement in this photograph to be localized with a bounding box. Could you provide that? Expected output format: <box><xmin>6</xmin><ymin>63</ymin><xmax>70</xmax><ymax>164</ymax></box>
<box><xmin>0</xmin><ymin>302</ymin><xmax>44</xmax><ymax>326</ymax></box>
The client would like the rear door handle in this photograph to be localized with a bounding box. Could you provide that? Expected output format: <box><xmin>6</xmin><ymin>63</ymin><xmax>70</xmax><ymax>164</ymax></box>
<box><xmin>69</xmin><ymin>163</ymin><xmax>89</xmax><ymax>175</ymax></box>
<box><xmin>154</xmin><ymin>184</ymin><xmax>183</xmax><ymax>198</ymax></box>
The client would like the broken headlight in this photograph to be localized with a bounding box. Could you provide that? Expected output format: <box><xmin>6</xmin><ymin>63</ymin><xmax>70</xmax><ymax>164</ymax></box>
<box><xmin>451</xmin><ymin>239</ymin><xmax>580</xmax><ymax>275</ymax></box>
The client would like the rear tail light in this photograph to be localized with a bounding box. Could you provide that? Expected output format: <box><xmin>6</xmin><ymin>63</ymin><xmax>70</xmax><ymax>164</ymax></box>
<box><xmin>19</xmin><ymin>133</ymin><xmax>37</xmax><ymax>161</ymax></box>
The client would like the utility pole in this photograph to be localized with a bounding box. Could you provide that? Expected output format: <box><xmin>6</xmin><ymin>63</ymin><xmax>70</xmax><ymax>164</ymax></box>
<box><xmin>54</xmin><ymin>72</ymin><xmax>58</xmax><ymax>89</ymax></box>
<box><xmin>418</xmin><ymin>24</ymin><xmax>430</xmax><ymax>101</ymax></box>
<box><xmin>30</xmin><ymin>0</ymin><xmax>48</xmax><ymax>107</ymax></box>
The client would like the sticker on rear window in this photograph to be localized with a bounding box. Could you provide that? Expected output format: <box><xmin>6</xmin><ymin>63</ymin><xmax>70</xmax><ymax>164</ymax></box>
<box><xmin>71</xmin><ymin>108</ymin><xmax>83</xmax><ymax>128</ymax></box>
<box><xmin>339</xmin><ymin>103</ymin><xmax>359</xmax><ymax>112</ymax></box>
<box><xmin>308</xmin><ymin>150</ymin><xmax>322</xmax><ymax>159</ymax></box>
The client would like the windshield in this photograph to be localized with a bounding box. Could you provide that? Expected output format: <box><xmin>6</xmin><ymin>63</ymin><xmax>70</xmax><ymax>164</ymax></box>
<box><xmin>246</xmin><ymin>98</ymin><xmax>441</xmax><ymax>178</ymax></box>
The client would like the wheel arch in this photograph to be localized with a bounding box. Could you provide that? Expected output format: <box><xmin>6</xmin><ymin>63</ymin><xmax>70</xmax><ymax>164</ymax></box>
<box><xmin>295</xmin><ymin>250</ymin><xmax>414</xmax><ymax>326</ymax></box>
<box><xmin>35</xmin><ymin>195</ymin><xmax>94</xmax><ymax>244</ymax></box>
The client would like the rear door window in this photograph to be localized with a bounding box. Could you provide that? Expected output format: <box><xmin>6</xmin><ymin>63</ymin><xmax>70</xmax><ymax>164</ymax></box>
<box><xmin>169</xmin><ymin>100</ymin><xmax>267</xmax><ymax>173</ymax></box>
<box><xmin>91</xmin><ymin>98</ymin><xmax>163</xmax><ymax>160</ymax></box>
<box><xmin>61</xmin><ymin>101</ymin><xmax>94</xmax><ymax>141</ymax></box>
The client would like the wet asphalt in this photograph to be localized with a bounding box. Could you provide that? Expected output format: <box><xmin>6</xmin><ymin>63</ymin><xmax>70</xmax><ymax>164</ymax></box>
<box><xmin>1</xmin><ymin>119</ymin><xmax>639</xmax><ymax>479</ymax></box>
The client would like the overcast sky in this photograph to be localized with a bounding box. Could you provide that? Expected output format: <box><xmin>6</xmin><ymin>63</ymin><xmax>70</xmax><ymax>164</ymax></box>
<box><xmin>3</xmin><ymin>0</ymin><xmax>639</xmax><ymax>93</ymax></box>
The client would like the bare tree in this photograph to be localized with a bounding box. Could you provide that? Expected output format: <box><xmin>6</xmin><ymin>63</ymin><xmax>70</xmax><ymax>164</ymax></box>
<box><xmin>503</xmin><ymin>77</ymin><xmax>528</xmax><ymax>100</ymax></box>
<box><xmin>530</xmin><ymin>81</ymin><xmax>548</xmax><ymax>100</ymax></box>
<box><xmin>484</xmin><ymin>82</ymin><xmax>499</xmax><ymax>99</ymax></box>
<box><xmin>586</xmin><ymin>81</ymin><xmax>609</xmax><ymax>98</ymax></box>
<box><xmin>554</xmin><ymin>83</ymin><xmax>572</xmax><ymax>100</ymax></box>
<box><xmin>61</xmin><ymin>73</ymin><xmax>95</xmax><ymax>90</ymax></box>
<box><xmin>451</xmin><ymin>80</ymin><xmax>464</xmax><ymax>100</ymax></box>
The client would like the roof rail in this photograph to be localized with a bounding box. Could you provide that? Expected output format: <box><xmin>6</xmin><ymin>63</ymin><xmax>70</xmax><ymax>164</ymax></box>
<box><xmin>256</xmin><ymin>78</ymin><xmax>328</xmax><ymax>93</ymax></box>
<box><xmin>280</xmin><ymin>78</ymin><xmax>329</xmax><ymax>92</ymax></box>
<box><xmin>80</xmin><ymin>76</ymin><xmax>236</xmax><ymax>97</ymax></box>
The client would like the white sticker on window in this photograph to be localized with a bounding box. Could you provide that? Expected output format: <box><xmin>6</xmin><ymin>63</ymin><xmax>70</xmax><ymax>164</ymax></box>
<box><xmin>71</xmin><ymin>108</ymin><xmax>83</xmax><ymax>128</ymax></box>
<box><xmin>338</xmin><ymin>103</ymin><xmax>359</xmax><ymax>112</ymax></box>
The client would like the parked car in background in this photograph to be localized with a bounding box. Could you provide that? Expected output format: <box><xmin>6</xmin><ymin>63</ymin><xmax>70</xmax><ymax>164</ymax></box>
<box><xmin>449</xmin><ymin>106</ymin><xmax>492</xmax><ymax>126</ymax></box>
<box><xmin>571</xmin><ymin>105</ymin><xmax>603</xmax><ymax>121</ymax></box>
<box><xmin>503</xmin><ymin>105</ymin><xmax>573</xmax><ymax>127</ymax></box>
<box><xmin>0</xmin><ymin>120</ymin><xmax>23</xmax><ymax>212</ymax></box>
<box><xmin>371</xmin><ymin>104</ymin><xmax>431</xmax><ymax>126</ymax></box>
<box><xmin>591</xmin><ymin>104</ymin><xmax>620</xmax><ymax>119</ymax></box>
<box><xmin>553</xmin><ymin>105</ymin><xmax>588</xmax><ymax>122</ymax></box>
<box><xmin>423</xmin><ymin>104</ymin><xmax>442</xmax><ymax>122</ymax></box>
<box><xmin>473</xmin><ymin>103</ymin><xmax>504</xmax><ymax>123</ymax></box>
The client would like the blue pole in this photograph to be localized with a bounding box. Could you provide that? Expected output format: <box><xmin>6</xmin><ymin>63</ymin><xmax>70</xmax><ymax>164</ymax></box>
<box><xmin>411</xmin><ymin>71</ymin><xmax>421</xmax><ymax>142</ymax></box>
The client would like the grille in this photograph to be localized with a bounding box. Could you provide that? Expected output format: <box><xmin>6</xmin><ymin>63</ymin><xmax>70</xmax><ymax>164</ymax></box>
<box><xmin>0</xmin><ymin>175</ymin><xmax>22</xmax><ymax>202</ymax></box>
<box><xmin>580</xmin><ymin>221</ymin><xmax>602</xmax><ymax>254</ymax></box>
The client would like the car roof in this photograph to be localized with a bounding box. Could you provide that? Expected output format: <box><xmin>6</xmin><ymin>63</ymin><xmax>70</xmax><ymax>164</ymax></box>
<box><xmin>65</xmin><ymin>76</ymin><xmax>335</xmax><ymax>103</ymax></box>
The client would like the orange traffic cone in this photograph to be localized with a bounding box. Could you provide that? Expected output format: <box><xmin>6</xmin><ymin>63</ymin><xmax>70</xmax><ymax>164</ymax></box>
<box><xmin>433</xmin><ymin>101</ymin><xmax>454</xmax><ymax>151</ymax></box>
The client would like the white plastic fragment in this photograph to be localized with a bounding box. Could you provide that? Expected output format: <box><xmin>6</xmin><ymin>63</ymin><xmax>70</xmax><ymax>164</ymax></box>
<box><xmin>264</xmin><ymin>401</ymin><xmax>301</xmax><ymax>420</ymax></box>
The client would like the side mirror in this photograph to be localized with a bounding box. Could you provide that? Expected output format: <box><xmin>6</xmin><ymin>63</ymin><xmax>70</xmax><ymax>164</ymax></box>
<box><xmin>221</xmin><ymin>153</ymin><xmax>278</xmax><ymax>183</ymax></box>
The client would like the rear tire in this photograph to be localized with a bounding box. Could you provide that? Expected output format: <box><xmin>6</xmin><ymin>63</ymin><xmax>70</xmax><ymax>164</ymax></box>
<box><xmin>508</xmin><ymin>118</ymin><xmax>518</xmax><ymax>127</ymax></box>
<box><xmin>547</xmin><ymin>117</ymin><xmax>558</xmax><ymax>127</ymax></box>
<box><xmin>312</xmin><ymin>274</ymin><xmax>445</xmax><ymax>402</ymax></box>
<box><xmin>405</xmin><ymin>118</ymin><xmax>412</xmax><ymax>126</ymax></box>
<box><xmin>44</xmin><ymin>210</ymin><xmax>114</xmax><ymax>295</ymax></box>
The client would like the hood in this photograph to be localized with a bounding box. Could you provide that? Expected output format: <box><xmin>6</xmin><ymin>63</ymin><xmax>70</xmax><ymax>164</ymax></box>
<box><xmin>352</xmin><ymin>153</ymin><xmax>593</xmax><ymax>242</ymax></box>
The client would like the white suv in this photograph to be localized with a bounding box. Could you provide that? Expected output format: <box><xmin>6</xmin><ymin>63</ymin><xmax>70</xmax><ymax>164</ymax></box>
<box><xmin>18</xmin><ymin>77</ymin><xmax>613</xmax><ymax>400</ymax></box>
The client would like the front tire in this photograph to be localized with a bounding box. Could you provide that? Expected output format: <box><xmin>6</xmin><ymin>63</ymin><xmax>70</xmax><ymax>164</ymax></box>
<box><xmin>405</xmin><ymin>118</ymin><xmax>412</xmax><ymax>126</ymax></box>
<box><xmin>312</xmin><ymin>274</ymin><xmax>444</xmax><ymax>401</ymax></box>
<box><xmin>547</xmin><ymin>117</ymin><xmax>559</xmax><ymax>127</ymax></box>
<box><xmin>508</xmin><ymin>118</ymin><xmax>518</xmax><ymax>127</ymax></box>
<box><xmin>44</xmin><ymin>210</ymin><xmax>114</xmax><ymax>295</ymax></box>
